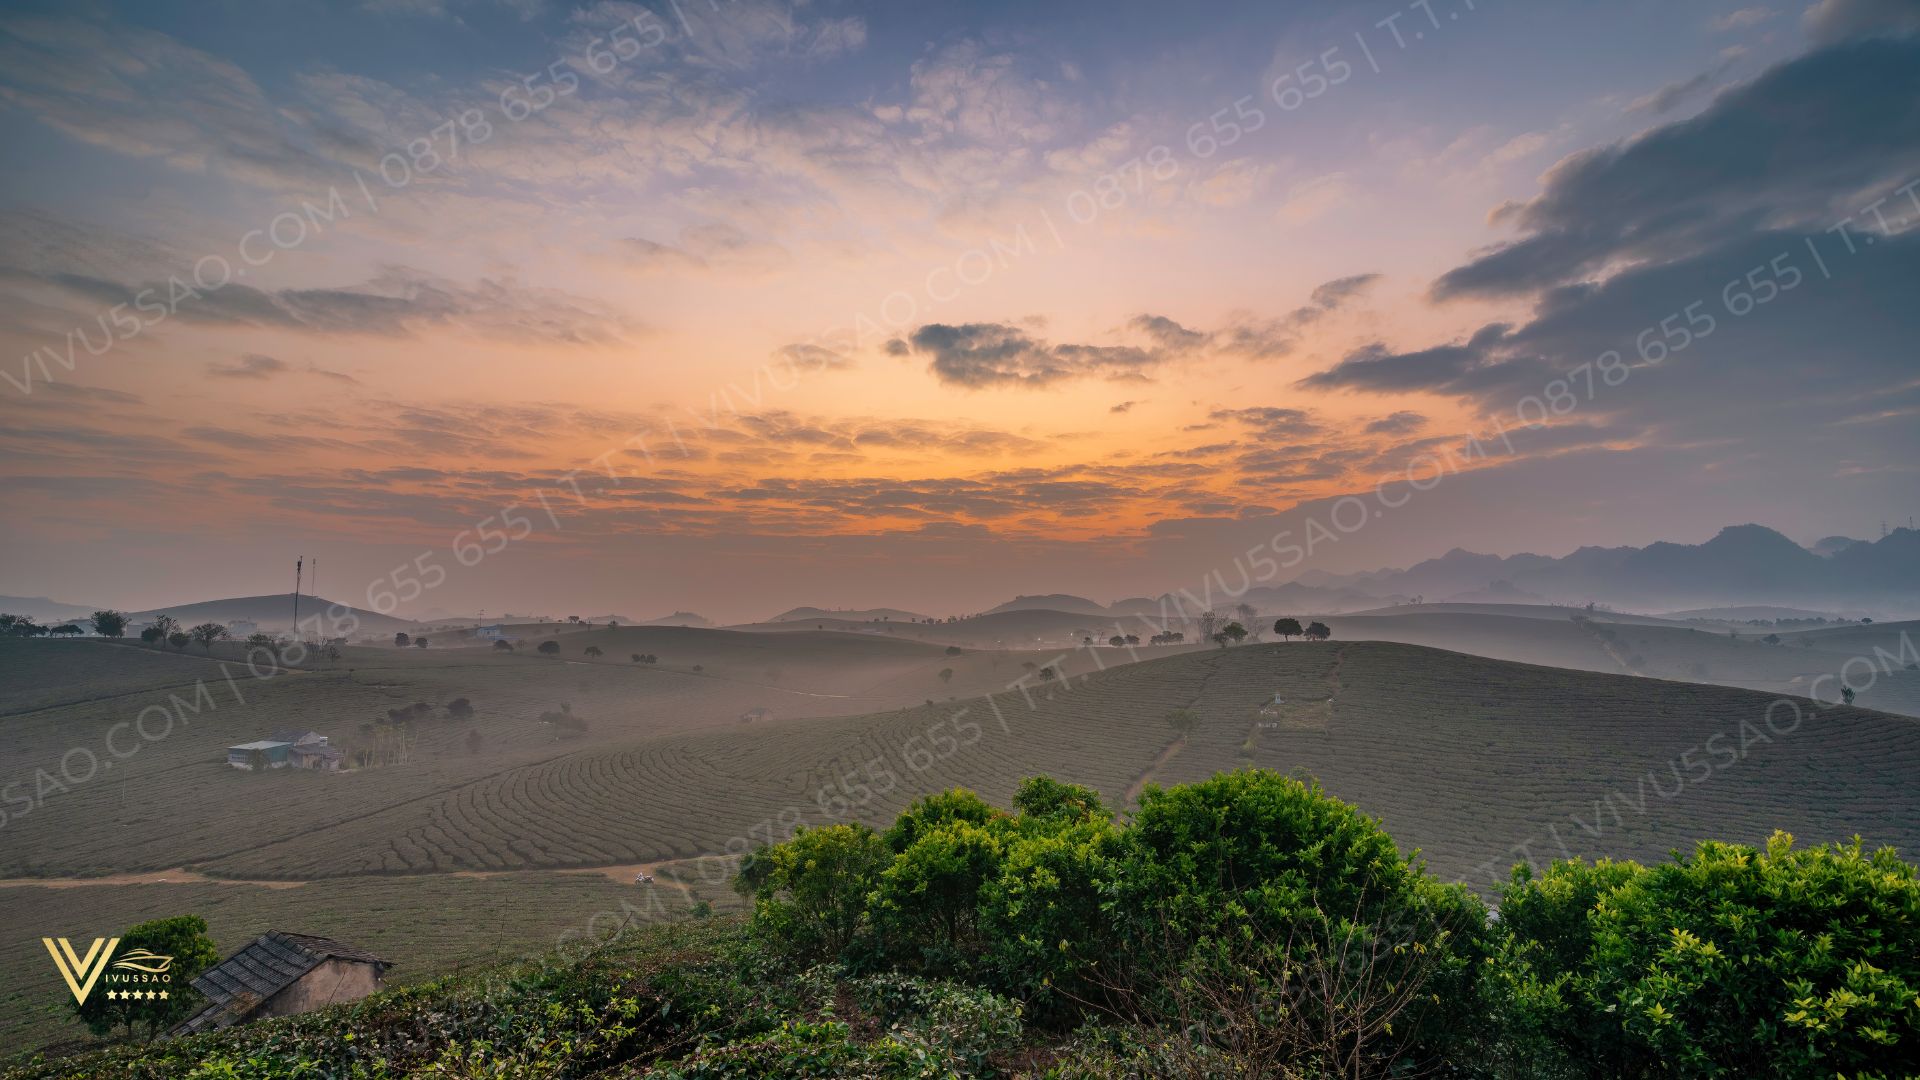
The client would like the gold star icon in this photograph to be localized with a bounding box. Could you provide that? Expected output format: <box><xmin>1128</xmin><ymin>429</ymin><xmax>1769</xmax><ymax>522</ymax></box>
<box><xmin>105</xmin><ymin>990</ymin><xmax>117</xmax><ymax>1001</ymax></box>
<box><xmin>158</xmin><ymin>990</ymin><xmax>170</xmax><ymax>999</ymax></box>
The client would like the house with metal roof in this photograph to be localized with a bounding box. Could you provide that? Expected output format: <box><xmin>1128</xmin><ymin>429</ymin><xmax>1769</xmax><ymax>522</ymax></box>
<box><xmin>225</xmin><ymin>740</ymin><xmax>291</xmax><ymax>769</ymax></box>
<box><xmin>175</xmin><ymin>931</ymin><xmax>390</xmax><ymax>1035</ymax></box>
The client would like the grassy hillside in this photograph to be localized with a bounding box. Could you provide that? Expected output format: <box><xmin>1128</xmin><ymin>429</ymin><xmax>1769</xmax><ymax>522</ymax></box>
<box><xmin>11</xmin><ymin>639</ymin><xmax>1900</xmax><ymax>891</ymax></box>
<box><xmin>5</xmin><ymin>636</ymin><xmax>1917</xmax><ymax>1061</ymax></box>
<box><xmin>8</xmin><ymin>774</ymin><xmax>1915</xmax><ymax>1078</ymax></box>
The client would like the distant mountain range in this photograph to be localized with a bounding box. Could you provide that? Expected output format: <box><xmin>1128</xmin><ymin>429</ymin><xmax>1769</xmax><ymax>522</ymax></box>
<box><xmin>0</xmin><ymin>595</ymin><xmax>102</xmax><ymax>622</ymax></box>
<box><xmin>946</xmin><ymin>525</ymin><xmax>1919</xmax><ymax>623</ymax></box>
<box><xmin>769</xmin><ymin>606</ymin><xmax>930</xmax><ymax>623</ymax></box>
<box><xmin>1322</xmin><ymin>525</ymin><xmax>1917</xmax><ymax>612</ymax></box>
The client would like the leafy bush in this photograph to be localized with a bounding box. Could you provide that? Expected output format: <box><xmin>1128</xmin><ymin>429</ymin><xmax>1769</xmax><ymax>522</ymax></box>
<box><xmin>881</xmin><ymin>788</ymin><xmax>1000</xmax><ymax>853</ymax></box>
<box><xmin>741</xmin><ymin>824</ymin><xmax>890</xmax><ymax>961</ymax></box>
<box><xmin>871</xmin><ymin>820</ymin><xmax>1005</xmax><ymax>968</ymax></box>
<box><xmin>1492</xmin><ymin>832</ymin><xmax>1920</xmax><ymax>1077</ymax></box>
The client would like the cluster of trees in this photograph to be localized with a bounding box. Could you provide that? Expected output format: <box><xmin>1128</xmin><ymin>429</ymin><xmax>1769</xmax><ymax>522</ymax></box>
<box><xmin>394</xmin><ymin>632</ymin><xmax>429</xmax><ymax>648</ymax></box>
<box><xmin>735</xmin><ymin>770</ymin><xmax>1920</xmax><ymax>1076</ymax></box>
<box><xmin>1148</xmin><ymin>630</ymin><xmax>1185</xmax><ymax>645</ymax></box>
<box><xmin>631</xmin><ymin>652</ymin><xmax>659</xmax><ymax>664</ymax></box>
<box><xmin>1104</xmin><ymin>634</ymin><xmax>1142</xmax><ymax>647</ymax></box>
<box><xmin>1272</xmin><ymin>617</ymin><xmax>1331</xmax><ymax>641</ymax></box>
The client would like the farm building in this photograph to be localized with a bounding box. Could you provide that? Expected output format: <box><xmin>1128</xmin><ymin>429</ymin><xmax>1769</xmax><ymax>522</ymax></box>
<box><xmin>228</xmin><ymin>732</ymin><xmax>338</xmax><ymax>770</ymax></box>
<box><xmin>174</xmin><ymin>931</ymin><xmax>390</xmax><ymax>1035</ymax></box>
<box><xmin>288</xmin><ymin>742</ymin><xmax>344</xmax><ymax>771</ymax></box>
<box><xmin>272</xmin><ymin>729</ymin><xmax>328</xmax><ymax>747</ymax></box>
<box><xmin>226</xmin><ymin>740</ymin><xmax>291</xmax><ymax>769</ymax></box>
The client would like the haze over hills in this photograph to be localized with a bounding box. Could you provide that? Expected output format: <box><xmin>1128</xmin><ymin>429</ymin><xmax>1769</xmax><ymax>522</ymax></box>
<box><xmin>769</xmin><ymin>606</ymin><xmax>931</xmax><ymax>623</ymax></box>
<box><xmin>123</xmin><ymin>594</ymin><xmax>421</xmax><ymax>636</ymax></box>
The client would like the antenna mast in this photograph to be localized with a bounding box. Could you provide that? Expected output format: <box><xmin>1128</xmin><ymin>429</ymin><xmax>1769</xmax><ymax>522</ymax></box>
<box><xmin>293</xmin><ymin>555</ymin><xmax>303</xmax><ymax>639</ymax></box>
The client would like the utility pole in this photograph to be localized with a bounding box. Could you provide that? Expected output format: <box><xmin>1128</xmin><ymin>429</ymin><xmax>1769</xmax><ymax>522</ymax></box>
<box><xmin>293</xmin><ymin>555</ymin><xmax>303</xmax><ymax>640</ymax></box>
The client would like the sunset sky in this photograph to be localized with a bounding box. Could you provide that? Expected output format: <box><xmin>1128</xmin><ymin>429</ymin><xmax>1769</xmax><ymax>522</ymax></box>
<box><xmin>2</xmin><ymin>0</ymin><xmax>1917</xmax><ymax>621</ymax></box>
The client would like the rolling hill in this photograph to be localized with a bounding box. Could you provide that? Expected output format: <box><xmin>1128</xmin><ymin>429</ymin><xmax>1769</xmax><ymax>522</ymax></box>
<box><xmin>128</xmin><ymin>594</ymin><xmax>419</xmax><ymax>637</ymax></box>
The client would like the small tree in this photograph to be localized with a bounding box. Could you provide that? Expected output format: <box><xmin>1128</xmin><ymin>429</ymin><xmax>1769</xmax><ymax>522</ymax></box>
<box><xmin>90</xmin><ymin>610</ymin><xmax>128</xmax><ymax>638</ymax></box>
<box><xmin>537</xmin><ymin>640</ymin><xmax>559</xmax><ymax>655</ymax></box>
<box><xmin>740</xmin><ymin>824</ymin><xmax>891</xmax><ymax>960</ymax></box>
<box><xmin>1763</xmin><ymin>633</ymin><xmax>1781</xmax><ymax>645</ymax></box>
<box><xmin>140</xmin><ymin>626</ymin><xmax>163</xmax><ymax>644</ymax></box>
<box><xmin>939</xmin><ymin>667</ymin><xmax>954</xmax><ymax>684</ymax></box>
<box><xmin>1109</xmin><ymin>635</ymin><xmax>1126</xmax><ymax>647</ymax></box>
<box><xmin>446</xmin><ymin>698</ymin><xmax>474</xmax><ymax>719</ymax></box>
<box><xmin>1304</xmin><ymin>621</ymin><xmax>1332</xmax><ymax>641</ymax></box>
<box><xmin>50</xmin><ymin>624</ymin><xmax>83</xmax><ymax>637</ymax></box>
<box><xmin>166</xmin><ymin>631</ymin><xmax>190</xmax><ymax>650</ymax></box>
<box><xmin>584</xmin><ymin>645</ymin><xmax>603</xmax><ymax>657</ymax></box>
<box><xmin>1222</xmin><ymin>621</ymin><xmax>1248</xmax><ymax>645</ymax></box>
<box><xmin>394</xmin><ymin>632</ymin><xmax>410</xmax><ymax>647</ymax></box>
<box><xmin>493</xmin><ymin>639</ymin><xmax>514</xmax><ymax>651</ymax></box>
<box><xmin>1273</xmin><ymin>617</ymin><xmax>1303</xmax><ymax>641</ymax></box>
<box><xmin>74</xmin><ymin>914</ymin><xmax>218</xmax><ymax>1041</ymax></box>
<box><xmin>1038</xmin><ymin>666</ymin><xmax>1056</xmax><ymax>682</ymax></box>
<box><xmin>414</xmin><ymin>637</ymin><xmax>428</xmax><ymax>648</ymax></box>
<box><xmin>189</xmin><ymin>622</ymin><xmax>229</xmax><ymax>650</ymax></box>
<box><xmin>945</xmin><ymin>646</ymin><xmax>964</xmax><ymax>656</ymax></box>
<box><xmin>149</xmin><ymin>615</ymin><xmax>179</xmax><ymax>642</ymax></box>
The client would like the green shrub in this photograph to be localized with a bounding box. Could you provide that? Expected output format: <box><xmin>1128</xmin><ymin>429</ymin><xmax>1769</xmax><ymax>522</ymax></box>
<box><xmin>1492</xmin><ymin>832</ymin><xmax>1920</xmax><ymax>1077</ymax></box>
<box><xmin>1010</xmin><ymin>776</ymin><xmax>1110</xmax><ymax>824</ymax></box>
<box><xmin>871</xmin><ymin>820</ymin><xmax>1006</xmax><ymax>968</ymax></box>
<box><xmin>639</xmin><ymin>1017</ymin><xmax>935</xmax><ymax>1079</ymax></box>
<box><xmin>979</xmin><ymin>817</ymin><xmax>1123</xmax><ymax>1012</ymax></box>
<box><xmin>1110</xmin><ymin>769</ymin><xmax>1488</xmax><ymax>1072</ymax></box>
<box><xmin>741</xmin><ymin>824</ymin><xmax>890</xmax><ymax>961</ymax></box>
<box><xmin>882</xmin><ymin>788</ymin><xmax>1000</xmax><ymax>853</ymax></box>
<box><xmin>851</xmin><ymin>973</ymin><xmax>1024</xmax><ymax>1073</ymax></box>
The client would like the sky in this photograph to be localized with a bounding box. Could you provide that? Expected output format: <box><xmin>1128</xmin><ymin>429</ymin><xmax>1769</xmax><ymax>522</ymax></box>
<box><xmin>1</xmin><ymin>0</ymin><xmax>1916</xmax><ymax>622</ymax></box>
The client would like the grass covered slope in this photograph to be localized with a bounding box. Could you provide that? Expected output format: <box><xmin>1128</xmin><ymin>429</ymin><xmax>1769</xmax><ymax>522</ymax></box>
<box><xmin>192</xmin><ymin>641</ymin><xmax>1920</xmax><ymax>888</ymax></box>
<box><xmin>9</xmin><ymin>772</ymin><xmax>1916</xmax><ymax>1079</ymax></box>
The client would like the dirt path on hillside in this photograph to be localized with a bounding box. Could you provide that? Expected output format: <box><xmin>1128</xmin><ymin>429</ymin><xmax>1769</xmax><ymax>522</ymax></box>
<box><xmin>1124</xmin><ymin>736</ymin><xmax>1187</xmax><ymax>805</ymax></box>
<box><xmin>1120</xmin><ymin>652</ymin><xmax>1228</xmax><ymax>804</ymax></box>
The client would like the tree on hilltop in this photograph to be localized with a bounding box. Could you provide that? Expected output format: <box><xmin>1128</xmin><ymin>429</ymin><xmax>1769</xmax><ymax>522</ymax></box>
<box><xmin>1274</xmin><ymin>617</ymin><xmax>1303</xmax><ymax>641</ymax></box>
<box><xmin>189</xmin><ymin>623</ymin><xmax>229</xmax><ymax>650</ymax></box>
<box><xmin>90</xmin><ymin>610</ymin><xmax>128</xmax><ymax>638</ymax></box>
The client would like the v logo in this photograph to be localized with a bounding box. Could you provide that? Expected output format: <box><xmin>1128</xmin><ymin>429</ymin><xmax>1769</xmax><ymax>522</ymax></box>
<box><xmin>43</xmin><ymin>937</ymin><xmax>120</xmax><ymax>1005</ymax></box>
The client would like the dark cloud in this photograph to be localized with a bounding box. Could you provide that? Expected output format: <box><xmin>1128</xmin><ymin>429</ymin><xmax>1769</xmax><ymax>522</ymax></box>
<box><xmin>1127</xmin><ymin>314</ymin><xmax>1207</xmax><ymax>351</ymax></box>
<box><xmin>1215</xmin><ymin>272</ymin><xmax>1380</xmax><ymax>359</ymax></box>
<box><xmin>1626</xmin><ymin>59</ymin><xmax>1735</xmax><ymax>116</ymax></box>
<box><xmin>775</xmin><ymin>342</ymin><xmax>856</xmax><ymax>372</ymax></box>
<box><xmin>907</xmin><ymin>322</ymin><xmax>1163</xmax><ymax>388</ymax></box>
<box><xmin>1209</xmin><ymin>406</ymin><xmax>1323</xmax><ymax>439</ymax></box>
<box><xmin>1431</xmin><ymin>37</ymin><xmax>1920</xmax><ymax>301</ymax></box>
<box><xmin>35</xmin><ymin>266</ymin><xmax>635</xmax><ymax>344</ymax></box>
<box><xmin>1804</xmin><ymin>0</ymin><xmax>1920</xmax><ymax>42</ymax></box>
<box><xmin>1109</xmin><ymin>400</ymin><xmax>1138</xmax><ymax>413</ymax></box>
<box><xmin>1364</xmin><ymin>411</ymin><xmax>1427</xmax><ymax>435</ymax></box>
<box><xmin>1309</xmin><ymin>273</ymin><xmax>1381</xmax><ymax>309</ymax></box>
<box><xmin>207</xmin><ymin>353</ymin><xmax>288</xmax><ymax>379</ymax></box>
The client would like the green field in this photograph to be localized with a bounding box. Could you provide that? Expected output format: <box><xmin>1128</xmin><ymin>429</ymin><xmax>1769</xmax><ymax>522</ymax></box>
<box><xmin>3</xmin><ymin>632</ymin><xmax>1918</xmax><ymax>1057</ymax></box>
